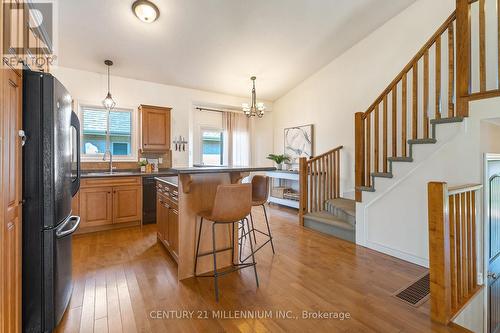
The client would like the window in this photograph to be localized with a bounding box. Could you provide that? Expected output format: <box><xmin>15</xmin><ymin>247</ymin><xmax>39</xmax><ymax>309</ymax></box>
<box><xmin>80</xmin><ymin>105</ymin><xmax>135</xmax><ymax>160</ymax></box>
<box><xmin>200</xmin><ymin>129</ymin><xmax>224</xmax><ymax>166</ymax></box>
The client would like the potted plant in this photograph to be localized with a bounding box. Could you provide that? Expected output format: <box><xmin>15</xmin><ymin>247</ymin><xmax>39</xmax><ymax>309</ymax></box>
<box><xmin>266</xmin><ymin>154</ymin><xmax>290</xmax><ymax>170</ymax></box>
<box><xmin>138</xmin><ymin>159</ymin><xmax>148</xmax><ymax>173</ymax></box>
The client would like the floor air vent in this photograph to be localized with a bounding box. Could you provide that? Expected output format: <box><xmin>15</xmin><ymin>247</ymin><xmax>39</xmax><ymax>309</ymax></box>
<box><xmin>393</xmin><ymin>273</ymin><xmax>430</xmax><ymax>307</ymax></box>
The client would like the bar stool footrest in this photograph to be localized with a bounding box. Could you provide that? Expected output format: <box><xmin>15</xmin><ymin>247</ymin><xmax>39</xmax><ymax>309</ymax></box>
<box><xmin>195</xmin><ymin>262</ymin><xmax>257</xmax><ymax>278</ymax></box>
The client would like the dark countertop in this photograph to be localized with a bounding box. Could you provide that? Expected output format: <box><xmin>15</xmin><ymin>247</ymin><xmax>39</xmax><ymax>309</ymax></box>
<box><xmin>81</xmin><ymin>167</ymin><xmax>275</xmax><ymax>178</ymax></box>
<box><xmin>170</xmin><ymin>166</ymin><xmax>276</xmax><ymax>174</ymax></box>
<box><xmin>81</xmin><ymin>169</ymin><xmax>177</xmax><ymax>178</ymax></box>
<box><xmin>155</xmin><ymin>176</ymin><xmax>179</xmax><ymax>187</ymax></box>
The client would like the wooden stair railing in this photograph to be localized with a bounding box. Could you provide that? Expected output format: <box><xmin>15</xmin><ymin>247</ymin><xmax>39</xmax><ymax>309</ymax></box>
<box><xmin>462</xmin><ymin>0</ymin><xmax>500</xmax><ymax>103</ymax></box>
<box><xmin>299</xmin><ymin>146</ymin><xmax>343</xmax><ymax>226</ymax></box>
<box><xmin>427</xmin><ymin>182</ymin><xmax>483</xmax><ymax>324</ymax></box>
<box><xmin>356</xmin><ymin>0</ymin><xmax>500</xmax><ymax>202</ymax></box>
<box><xmin>355</xmin><ymin>11</ymin><xmax>458</xmax><ymax>202</ymax></box>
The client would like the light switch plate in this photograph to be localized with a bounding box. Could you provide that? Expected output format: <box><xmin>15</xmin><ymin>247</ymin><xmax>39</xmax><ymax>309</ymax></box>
<box><xmin>159</xmin><ymin>158</ymin><xmax>163</xmax><ymax>164</ymax></box>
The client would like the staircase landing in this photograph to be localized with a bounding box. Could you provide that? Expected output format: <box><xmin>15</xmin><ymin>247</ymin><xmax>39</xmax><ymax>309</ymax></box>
<box><xmin>304</xmin><ymin>197</ymin><xmax>356</xmax><ymax>242</ymax></box>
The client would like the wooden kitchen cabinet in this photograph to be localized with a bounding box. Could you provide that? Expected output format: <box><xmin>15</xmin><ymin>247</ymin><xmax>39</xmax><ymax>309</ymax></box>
<box><xmin>71</xmin><ymin>191</ymin><xmax>80</xmax><ymax>216</ymax></box>
<box><xmin>76</xmin><ymin>177</ymin><xmax>143</xmax><ymax>233</ymax></box>
<box><xmin>113</xmin><ymin>185</ymin><xmax>142</xmax><ymax>224</ymax></box>
<box><xmin>140</xmin><ymin>104</ymin><xmax>171</xmax><ymax>152</ymax></box>
<box><xmin>168</xmin><ymin>206</ymin><xmax>179</xmax><ymax>258</ymax></box>
<box><xmin>0</xmin><ymin>51</ymin><xmax>22</xmax><ymax>333</ymax></box>
<box><xmin>156</xmin><ymin>194</ymin><xmax>165</xmax><ymax>240</ymax></box>
<box><xmin>156</xmin><ymin>180</ymin><xmax>179</xmax><ymax>262</ymax></box>
<box><xmin>80</xmin><ymin>187</ymin><xmax>113</xmax><ymax>228</ymax></box>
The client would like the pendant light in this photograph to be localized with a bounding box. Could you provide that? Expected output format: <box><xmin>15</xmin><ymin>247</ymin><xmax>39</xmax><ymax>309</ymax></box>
<box><xmin>102</xmin><ymin>60</ymin><xmax>116</xmax><ymax>110</ymax></box>
<box><xmin>242</xmin><ymin>76</ymin><xmax>265</xmax><ymax>118</ymax></box>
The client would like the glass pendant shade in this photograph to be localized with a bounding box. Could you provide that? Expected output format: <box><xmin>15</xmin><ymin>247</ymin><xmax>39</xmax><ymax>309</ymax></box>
<box><xmin>102</xmin><ymin>92</ymin><xmax>116</xmax><ymax>110</ymax></box>
<box><xmin>102</xmin><ymin>60</ymin><xmax>116</xmax><ymax>111</ymax></box>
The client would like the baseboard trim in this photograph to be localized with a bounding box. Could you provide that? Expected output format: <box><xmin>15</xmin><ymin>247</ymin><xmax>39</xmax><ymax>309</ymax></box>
<box><xmin>365</xmin><ymin>240</ymin><xmax>429</xmax><ymax>268</ymax></box>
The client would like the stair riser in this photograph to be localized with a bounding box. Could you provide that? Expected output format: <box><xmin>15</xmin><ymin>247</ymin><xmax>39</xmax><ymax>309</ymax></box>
<box><xmin>361</xmin><ymin>120</ymin><xmax>464</xmax><ymax>200</ymax></box>
<box><xmin>324</xmin><ymin>205</ymin><xmax>356</xmax><ymax>225</ymax></box>
<box><xmin>304</xmin><ymin>219</ymin><xmax>355</xmax><ymax>243</ymax></box>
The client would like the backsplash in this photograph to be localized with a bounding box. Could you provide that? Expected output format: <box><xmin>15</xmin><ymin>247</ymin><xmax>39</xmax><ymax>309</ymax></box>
<box><xmin>81</xmin><ymin>150</ymin><xmax>172</xmax><ymax>171</ymax></box>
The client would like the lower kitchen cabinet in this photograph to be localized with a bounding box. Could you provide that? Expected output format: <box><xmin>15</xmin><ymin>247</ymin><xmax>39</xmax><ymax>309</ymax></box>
<box><xmin>80</xmin><ymin>187</ymin><xmax>113</xmax><ymax>227</ymax></box>
<box><xmin>156</xmin><ymin>180</ymin><xmax>179</xmax><ymax>262</ymax></box>
<box><xmin>168</xmin><ymin>206</ymin><xmax>179</xmax><ymax>257</ymax></box>
<box><xmin>76</xmin><ymin>177</ymin><xmax>143</xmax><ymax>233</ymax></box>
<box><xmin>113</xmin><ymin>186</ymin><xmax>142</xmax><ymax>224</ymax></box>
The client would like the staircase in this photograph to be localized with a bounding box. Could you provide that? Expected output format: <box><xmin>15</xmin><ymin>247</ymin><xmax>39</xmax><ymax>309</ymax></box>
<box><xmin>356</xmin><ymin>117</ymin><xmax>464</xmax><ymax>195</ymax></box>
<box><xmin>351</xmin><ymin>0</ymin><xmax>499</xmax><ymax>329</ymax></box>
<box><xmin>355</xmin><ymin>0</ymin><xmax>500</xmax><ymax>201</ymax></box>
<box><xmin>298</xmin><ymin>146</ymin><xmax>356</xmax><ymax>242</ymax></box>
<box><xmin>303</xmin><ymin>198</ymin><xmax>356</xmax><ymax>242</ymax></box>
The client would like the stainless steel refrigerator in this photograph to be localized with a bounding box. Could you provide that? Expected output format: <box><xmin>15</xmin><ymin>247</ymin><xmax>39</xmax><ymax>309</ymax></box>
<box><xmin>22</xmin><ymin>69</ymin><xmax>81</xmax><ymax>333</ymax></box>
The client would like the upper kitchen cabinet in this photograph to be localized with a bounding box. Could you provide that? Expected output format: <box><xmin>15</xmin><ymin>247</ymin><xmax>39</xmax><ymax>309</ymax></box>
<box><xmin>140</xmin><ymin>104</ymin><xmax>171</xmax><ymax>152</ymax></box>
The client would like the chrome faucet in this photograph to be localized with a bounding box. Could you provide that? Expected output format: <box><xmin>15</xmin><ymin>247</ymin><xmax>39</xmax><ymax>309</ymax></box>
<box><xmin>102</xmin><ymin>149</ymin><xmax>115</xmax><ymax>173</ymax></box>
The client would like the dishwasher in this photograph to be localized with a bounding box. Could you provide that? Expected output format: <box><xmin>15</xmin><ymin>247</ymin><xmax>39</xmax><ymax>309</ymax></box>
<box><xmin>142</xmin><ymin>176</ymin><xmax>157</xmax><ymax>224</ymax></box>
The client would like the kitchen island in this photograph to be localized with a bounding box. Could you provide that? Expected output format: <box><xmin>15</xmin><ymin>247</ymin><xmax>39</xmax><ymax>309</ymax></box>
<box><xmin>155</xmin><ymin>166</ymin><xmax>275</xmax><ymax>280</ymax></box>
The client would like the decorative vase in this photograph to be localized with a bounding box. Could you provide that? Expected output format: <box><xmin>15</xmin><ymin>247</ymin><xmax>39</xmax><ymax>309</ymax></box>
<box><xmin>277</xmin><ymin>163</ymin><xmax>283</xmax><ymax>170</ymax></box>
<box><xmin>140</xmin><ymin>166</ymin><xmax>146</xmax><ymax>172</ymax></box>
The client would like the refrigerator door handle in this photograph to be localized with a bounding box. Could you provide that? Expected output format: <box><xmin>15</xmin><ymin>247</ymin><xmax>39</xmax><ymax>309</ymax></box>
<box><xmin>55</xmin><ymin>216</ymin><xmax>80</xmax><ymax>238</ymax></box>
<box><xmin>70</xmin><ymin>111</ymin><xmax>81</xmax><ymax>196</ymax></box>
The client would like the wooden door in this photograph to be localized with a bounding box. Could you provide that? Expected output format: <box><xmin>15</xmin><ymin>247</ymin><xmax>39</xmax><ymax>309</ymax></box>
<box><xmin>141</xmin><ymin>105</ymin><xmax>171</xmax><ymax>152</ymax></box>
<box><xmin>490</xmin><ymin>175</ymin><xmax>500</xmax><ymax>333</ymax></box>
<box><xmin>1</xmin><ymin>65</ymin><xmax>22</xmax><ymax>333</ymax></box>
<box><xmin>113</xmin><ymin>186</ymin><xmax>142</xmax><ymax>224</ymax></box>
<box><xmin>168</xmin><ymin>206</ymin><xmax>179</xmax><ymax>258</ymax></box>
<box><xmin>80</xmin><ymin>187</ymin><xmax>113</xmax><ymax>227</ymax></box>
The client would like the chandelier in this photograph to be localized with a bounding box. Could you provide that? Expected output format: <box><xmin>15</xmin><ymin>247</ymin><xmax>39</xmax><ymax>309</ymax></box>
<box><xmin>242</xmin><ymin>76</ymin><xmax>265</xmax><ymax>118</ymax></box>
<box><xmin>102</xmin><ymin>60</ymin><xmax>116</xmax><ymax>110</ymax></box>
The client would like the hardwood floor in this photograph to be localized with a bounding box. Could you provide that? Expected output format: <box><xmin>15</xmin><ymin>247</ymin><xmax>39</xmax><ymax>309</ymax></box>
<box><xmin>56</xmin><ymin>205</ymin><xmax>469</xmax><ymax>333</ymax></box>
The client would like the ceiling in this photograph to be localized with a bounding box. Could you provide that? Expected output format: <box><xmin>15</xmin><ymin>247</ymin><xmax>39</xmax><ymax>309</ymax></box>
<box><xmin>57</xmin><ymin>0</ymin><xmax>416</xmax><ymax>101</ymax></box>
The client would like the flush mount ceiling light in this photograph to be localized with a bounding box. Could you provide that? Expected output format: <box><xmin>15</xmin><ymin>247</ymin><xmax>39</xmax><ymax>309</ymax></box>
<box><xmin>102</xmin><ymin>60</ymin><xmax>116</xmax><ymax>111</ymax></box>
<box><xmin>132</xmin><ymin>0</ymin><xmax>160</xmax><ymax>23</ymax></box>
<box><xmin>242</xmin><ymin>76</ymin><xmax>265</xmax><ymax>118</ymax></box>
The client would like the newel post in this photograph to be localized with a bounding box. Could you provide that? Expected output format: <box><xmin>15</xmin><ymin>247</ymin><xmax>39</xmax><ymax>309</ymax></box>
<box><xmin>456</xmin><ymin>0</ymin><xmax>471</xmax><ymax>117</ymax></box>
<box><xmin>355</xmin><ymin>112</ymin><xmax>365</xmax><ymax>202</ymax></box>
<box><xmin>427</xmin><ymin>182</ymin><xmax>452</xmax><ymax>324</ymax></box>
<box><xmin>299</xmin><ymin>157</ymin><xmax>308</xmax><ymax>226</ymax></box>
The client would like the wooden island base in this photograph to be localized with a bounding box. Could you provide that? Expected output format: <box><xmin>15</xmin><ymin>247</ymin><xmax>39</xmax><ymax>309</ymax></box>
<box><xmin>155</xmin><ymin>167</ymin><xmax>274</xmax><ymax>281</ymax></box>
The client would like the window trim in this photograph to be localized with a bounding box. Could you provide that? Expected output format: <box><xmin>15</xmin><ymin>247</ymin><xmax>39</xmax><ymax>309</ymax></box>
<box><xmin>77</xmin><ymin>101</ymin><xmax>138</xmax><ymax>162</ymax></box>
<box><xmin>199</xmin><ymin>126</ymin><xmax>224</xmax><ymax>166</ymax></box>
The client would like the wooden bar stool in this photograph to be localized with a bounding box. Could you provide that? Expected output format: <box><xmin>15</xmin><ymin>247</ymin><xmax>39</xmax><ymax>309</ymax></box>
<box><xmin>240</xmin><ymin>175</ymin><xmax>275</xmax><ymax>263</ymax></box>
<box><xmin>194</xmin><ymin>183</ymin><xmax>259</xmax><ymax>301</ymax></box>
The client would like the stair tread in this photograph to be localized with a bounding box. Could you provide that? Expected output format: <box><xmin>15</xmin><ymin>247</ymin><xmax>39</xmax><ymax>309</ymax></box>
<box><xmin>371</xmin><ymin>172</ymin><xmax>393</xmax><ymax>178</ymax></box>
<box><xmin>408</xmin><ymin>138</ymin><xmax>437</xmax><ymax>144</ymax></box>
<box><xmin>356</xmin><ymin>186</ymin><xmax>375</xmax><ymax>192</ymax></box>
<box><xmin>325</xmin><ymin>198</ymin><xmax>356</xmax><ymax>217</ymax></box>
<box><xmin>304</xmin><ymin>211</ymin><xmax>355</xmax><ymax>230</ymax></box>
<box><xmin>430</xmin><ymin>117</ymin><xmax>464</xmax><ymax>124</ymax></box>
<box><xmin>388</xmin><ymin>157</ymin><xmax>413</xmax><ymax>162</ymax></box>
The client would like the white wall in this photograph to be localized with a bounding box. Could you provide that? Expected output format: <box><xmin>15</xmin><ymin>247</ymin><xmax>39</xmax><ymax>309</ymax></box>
<box><xmin>481</xmin><ymin>121</ymin><xmax>500</xmax><ymax>154</ymax></box>
<box><xmin>272</xmin><ymin>0</ymin><xmax>455</xmax><ymax>195</ymax></box>
<box><xmin>51</xmin><ymin>66</ymin><xmax>274</xmax><ymax>167</ymax></box>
